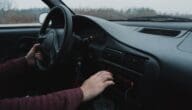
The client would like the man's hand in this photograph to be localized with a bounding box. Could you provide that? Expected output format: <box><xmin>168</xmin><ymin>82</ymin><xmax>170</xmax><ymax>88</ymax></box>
<box><xmin>80</xmin><ymin>71</ymin><xmax>115</xmax><ymax>102</ymax></box>
<box><xmin>25</xmin><ymin>44</ymin><xmax>43</xmax><ymax>66</ymax></box>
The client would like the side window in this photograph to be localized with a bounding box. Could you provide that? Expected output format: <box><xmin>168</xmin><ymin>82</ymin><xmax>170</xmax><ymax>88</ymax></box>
<box><xmin>0</xmin><ymin>0</ymin><xmax>49</xmax><ymax>24</ymax></box>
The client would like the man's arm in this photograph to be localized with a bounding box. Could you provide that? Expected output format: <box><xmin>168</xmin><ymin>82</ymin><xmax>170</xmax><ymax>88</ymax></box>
<box><xmin>0</xmin><ymin>88</ymin><xmax>83</xmax><ymax>110</ymax></box>
<box><xmin>0</xmin><ymin>44</ymin><xmax>41</xmax><ymax>76</ymax></box>
<box><xmin>0</xmin><ymin>71</ymin><xmax>114</xmax><ymax>110</ymax></box>
<box><xmin>0</xmin><ymin>57</ymin><xmax>29</xmax><ymax>75</ymax></box>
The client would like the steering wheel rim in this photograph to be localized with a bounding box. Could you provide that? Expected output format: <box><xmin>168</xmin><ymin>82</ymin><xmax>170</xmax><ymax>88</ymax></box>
<box><xmin>36</xmin><ymin>6</ymin><xmax>73</xmax><ymax>71</ymax></box>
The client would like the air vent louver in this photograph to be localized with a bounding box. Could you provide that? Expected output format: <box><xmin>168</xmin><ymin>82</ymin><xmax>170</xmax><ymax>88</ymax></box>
<box><xmin>103</xmin><ymin>48</ymin><xmax>147</xmax><ymax>74</ymax></box>
<box><xmin>124</xmin><ymin>53</ymin><xmax>146</xmax><ymax>73</ymax></box>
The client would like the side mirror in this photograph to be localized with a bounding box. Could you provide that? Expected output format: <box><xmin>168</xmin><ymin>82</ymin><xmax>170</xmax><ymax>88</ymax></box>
<box><xmin>39</xmin><ymin>13</ymin><xmax>48</xmax><ymax>24</ymax></box>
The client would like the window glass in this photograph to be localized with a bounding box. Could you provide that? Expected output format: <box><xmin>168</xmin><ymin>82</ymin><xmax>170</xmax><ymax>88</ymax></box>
<box><xmin>0</xmin><ymin>0</ymin><xmax>49</xmax><ymax>24</ymax></box>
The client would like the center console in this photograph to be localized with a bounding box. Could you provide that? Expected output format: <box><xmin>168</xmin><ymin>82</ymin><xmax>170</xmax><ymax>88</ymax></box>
<box><xmin>75</xmin><ymin>36</ymin><xmax>160</xmax><ymax>110</ymax></box>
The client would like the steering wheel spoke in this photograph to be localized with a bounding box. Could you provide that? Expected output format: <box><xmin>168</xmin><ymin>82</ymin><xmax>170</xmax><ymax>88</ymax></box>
<box><xmin>36</xmin><ymin>6</ymin><xmax>73</xmax><ymax>70</ymax></box>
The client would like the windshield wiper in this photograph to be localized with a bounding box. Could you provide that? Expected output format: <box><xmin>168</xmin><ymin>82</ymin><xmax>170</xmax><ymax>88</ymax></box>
<box><xmin>127</xmin><ymin>15</ymin><xmax>192</xmax><ymax>22</ymax></box>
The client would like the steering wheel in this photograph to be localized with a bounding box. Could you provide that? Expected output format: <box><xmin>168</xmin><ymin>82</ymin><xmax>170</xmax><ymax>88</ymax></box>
<box><xmin>36</xmin><ymin>6</ymin><xmax>73</xmax><ymax>70</ymax></box>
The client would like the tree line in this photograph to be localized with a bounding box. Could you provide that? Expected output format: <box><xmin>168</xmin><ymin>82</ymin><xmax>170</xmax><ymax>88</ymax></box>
<box><xmin>1</xmin><ymin>0</ymin><xmax>192</xmax><ymax>24</ymax></box>
<box><xmin>0</xmin><ymin>0</ymin><xmax>192</xmax><ymax>24</ymax></box>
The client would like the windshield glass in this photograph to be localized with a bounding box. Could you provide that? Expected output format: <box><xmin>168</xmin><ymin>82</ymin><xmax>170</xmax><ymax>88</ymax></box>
<box><xmin>63</xmin><ymin>0</ymin><xmax>192</xmax><ymax>21</ymax></box>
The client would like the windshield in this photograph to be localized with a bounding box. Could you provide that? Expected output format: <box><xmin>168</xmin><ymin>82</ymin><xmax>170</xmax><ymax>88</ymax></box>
<box><xmin>63</xmin><ymin>0</ymin><xmax>192</xmax><ymax>21</ymax></box>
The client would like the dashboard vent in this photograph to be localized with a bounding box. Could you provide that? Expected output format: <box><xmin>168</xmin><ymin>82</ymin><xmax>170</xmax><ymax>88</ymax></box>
<box><xmin>102</xmin><ymin>48</ymin><xmax>147</xmax><ymax>74</ymax></box>
<box><xmin>139</xmin><ymin>28</ymin><xmax>181</xmax><ymax>37</ymax></box>
<box><xmin>103</xmin><ymin>48</ymin><xmax>123</xmax><ymax>64</ymax></box>
<box><xmin>123</xmin><ymin>53</ymin><xmax>147</xmax><ymax>73</ymax></box>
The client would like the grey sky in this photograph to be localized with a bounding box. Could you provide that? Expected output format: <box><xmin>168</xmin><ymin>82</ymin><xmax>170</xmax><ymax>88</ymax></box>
<box><xmin>10</xmin><ymin>0</ymin><xmax>192</xmax><ymax>14</ymax></box>
<box><xmin>12</xmin><ymin>0</ymin><xmax>47</xmax><ymax>9</ymax></box>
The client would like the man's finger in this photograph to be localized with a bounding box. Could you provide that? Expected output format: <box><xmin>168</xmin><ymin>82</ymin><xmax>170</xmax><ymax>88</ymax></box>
<box><xmin>35</xmin><ymin>53</ymin><xmax>43</xmax><ymax>60</ymax></box>
<box><xmin>31</xmin><ymin>43</ymin><xmax>40</xmax><ymax>51</ymax></box>
<box><xmin>100</xmin><ymin>74</ymin><xmax>113</xmax><ymax>82</ymax></box>
<box><xmin>34</xmin><ymin>43</ymin><xmax>40</xmax><ymax>47</ymax></box>
<box><xmin>35</xmin><ymin>53</ymin><xmax>42</xmax><ymax>56</ymax></box>
<box><xmin>103</xmin><ymin>81</ymin><xmax>115</xmax><ymax>88</ymax></box>
<box><xmin>92</xmin><ymin>71</ymin><xmax>112</xmax><ymax>79</ymax></box>
<box><xmin>94</xmin><ymin>71</ymin><xmax>104</xmax><ymax>76</ymax></box>
<box><xmin>98</xmin><ymin>71</ymin><xmax>112</xmax><ymax>77</ymax></box>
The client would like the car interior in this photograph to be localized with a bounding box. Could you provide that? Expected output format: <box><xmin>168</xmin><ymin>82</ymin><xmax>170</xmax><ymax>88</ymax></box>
<box><xmin>0</xmin><ymin>0</ymin><xmax>192</xmax><ymax>110</ymax></box>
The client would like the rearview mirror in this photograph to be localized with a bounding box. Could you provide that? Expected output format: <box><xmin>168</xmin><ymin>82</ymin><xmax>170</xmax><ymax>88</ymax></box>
<box><xmin>39</xmin><ymin>13</ymin><xmax>48</xmax><ymax>24</ymax></box>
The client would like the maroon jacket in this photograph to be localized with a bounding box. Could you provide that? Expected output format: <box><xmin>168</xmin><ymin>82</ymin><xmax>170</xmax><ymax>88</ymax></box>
<box><xmin>0</xmin><ymin>57</ymin><xmax>83</xmax><ymax>110</ymax></box>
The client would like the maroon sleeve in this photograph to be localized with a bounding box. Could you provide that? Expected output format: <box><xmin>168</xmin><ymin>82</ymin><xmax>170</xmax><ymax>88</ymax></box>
<box><xmin>0</xmin><ymin>87</ymin><xmax>83</xmax><ymax>110</ymax></box>
<box><xmin>0</xmin><ymin>57</ymin><xmax>29</xmax><ymax>75</ymax></box>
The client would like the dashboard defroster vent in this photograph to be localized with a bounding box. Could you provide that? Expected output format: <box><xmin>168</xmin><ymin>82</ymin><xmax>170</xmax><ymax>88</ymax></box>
<box><xmin>139</xmin><ymin>28</ymin><xmax>181</xmax><ymax>37</ymax></box>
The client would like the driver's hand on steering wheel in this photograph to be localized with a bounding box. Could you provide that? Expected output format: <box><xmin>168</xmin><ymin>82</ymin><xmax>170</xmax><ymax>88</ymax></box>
<box><xmin>80</xmin><ymin>71</ymin><xmax>115</xmax><ymax>102</ymax></box>
<box><xmin>25</xmin><ymin>43</ymin><xmax>43</xmax><ymax>66</ymax></box>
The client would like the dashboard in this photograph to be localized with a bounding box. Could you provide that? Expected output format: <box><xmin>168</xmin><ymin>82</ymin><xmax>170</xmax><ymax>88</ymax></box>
<box><xmin>73</xmin><ymin>17</ymin><xmax>107</xmax><ymax>45</ymax></box>
<box><xmin>71</xmin><ymin>15</ymin><xmax>192</xmax><ymax>110</ymax></box>
<box><xmin>72</xmin><ymin>16</ymin><xmax>161</xmax><ymax>109</ymax></box>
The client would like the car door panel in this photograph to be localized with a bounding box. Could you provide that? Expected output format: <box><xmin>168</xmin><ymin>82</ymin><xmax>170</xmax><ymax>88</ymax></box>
<box><xmin>0</xmin><ymin>27</ymin><xmax>40</xmax><ymax>62</ymax></box>
<box><xmin>0</xmin><ymin>26</ymin><xmax>42</xmax><ymax>98</ymax></box>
